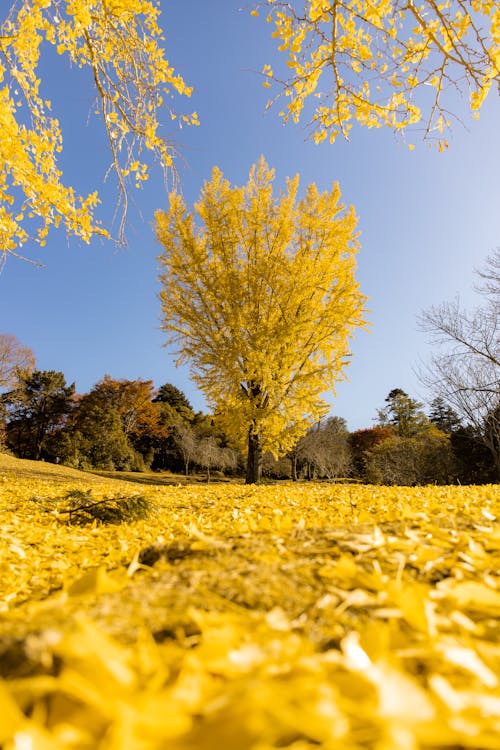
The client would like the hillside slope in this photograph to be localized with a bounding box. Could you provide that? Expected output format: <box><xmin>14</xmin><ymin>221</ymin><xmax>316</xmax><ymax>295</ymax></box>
<box><xmin>0</xmin><ymin>452</ymin><xmax>142</xmax><ymax>487</ymax></box>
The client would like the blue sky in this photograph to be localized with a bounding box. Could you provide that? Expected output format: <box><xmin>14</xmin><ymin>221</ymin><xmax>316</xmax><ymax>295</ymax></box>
<box><xmin>1</xmin><ymin>1</ymin><xmax>499</xmax><ymax>431</ymax></box>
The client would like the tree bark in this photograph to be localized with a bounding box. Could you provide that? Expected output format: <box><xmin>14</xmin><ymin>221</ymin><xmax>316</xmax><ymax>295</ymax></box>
<box><xmin>491</xmin><ymin>446</ymin><xmax>500</xmax><ymax>482</ymax></box>
<box><xmin>246</xmin><ymin>427</ymin><xmax>263</xmax><ymax>484</ymax></box>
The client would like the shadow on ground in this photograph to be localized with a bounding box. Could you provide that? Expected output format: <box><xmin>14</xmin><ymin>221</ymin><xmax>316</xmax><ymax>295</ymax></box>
<box><xmin>89</xmin><ymin>470</ymin><xmax>240</xmax><ymax>487</ymax></box>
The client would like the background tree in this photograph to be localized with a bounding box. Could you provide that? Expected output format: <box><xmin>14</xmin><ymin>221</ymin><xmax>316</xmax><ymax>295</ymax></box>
<box><xmin>62</xmin><ymin>388</ymin><xmax>140</xmax><ymax>471</ymax></box>
<box><xmin>419</xmin><ymin>249</ymin><xmax>500</xmax><ymax>477</ymax></box>
<box><xmin>476</xmin><ymin>245</ymin><xmax>500</xmax><ymax>303</ymax></box>
<box><xmin>450</xmin><ymin>424</ymin><xmax>497</xmax><ymax>484</ymax></box>
<box><xmin>150</xmin><ymin>385</ymin><xmax>197</xmax><ymax>471</ymax></box>
<box><xmin>194</xmin><ymin>436</ymin><xmax>226</xmax><ymax>482</ymax></box>
<box><xmin>297</xmin><ymin>416</ymin><xmax>351</xmax><ymax>479</ymax></box>
<box><xmin>262</xmin><ymin>451</ymin><xmax>293</xmax><ymax>479</ymax></box>
<box><xmin>260</xmin><ymin>0</ymin><xmax>500</xmax><ymax>149</ymax></box>
<box><xmin>0</xmin><ymin>333</ymin><xmax>35</xmax><ymax>449</ymax></box>
<box><xmin>376</xmin><ymin>388</ymin><xmax>430</xmax><ymax>437</ymax></box>
<box><xmin>153</xmin><ymin>383</ymin><xmax>195</xmax><ymax>419</ymax></box>
<box><xmin>1</xmin><ymin>0</ymin><xmax>198</xmax><ymax>262</ymax></box>
<box><xmin>0</xmin><ymin>333</ymin><xmax>35</xmax><ymax>391</ymax></box>
<box><xmin>349</xmin><ymin>425</ymin><xmax>394</xmax><ymax>480</ymax></box>
<box><xmin>0</xmin><ymin>413</ymin><xmax>5</xmax><ymax>451</ymax></box>
<box><xmin>3</xmin><ymin>369</ymin><xmax>74</xmax><ymax>459</ymax></box>
<box><xmin>62</xmin><ymin>377</ymin><xmax>164</xmax><ymax>470</ymax></box>
<box><xmin>89</xmin><ymin>376</ymin><xmax>159</xmax><ymax>440</ymax></box>
<box><xmin>365</xmin><ymin>430</ymin><xmax>454</xmax><ymax>486</ymax></box>
<box><xmin>428</xmin><ymin>396</ymin><xmax>462</xmax><ymax>434</ymax></box>
<box><xmin>171</xmin><ymin>423</ymin><xmax>198</xmax><ymax>477</ymax></box>
<box><xmin>63</xmin><ymin>390</ymin><xmax>138</xmax><ymax>471</ymax></box>
<box><xmin>156</xmin><ymin>158</ymin><xmax>366</xmax><ymax>483</ymax></box>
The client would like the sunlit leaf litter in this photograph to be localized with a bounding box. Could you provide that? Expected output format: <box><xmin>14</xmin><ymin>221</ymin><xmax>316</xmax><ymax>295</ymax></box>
<box><xmin>1</xmin><ymin>454</ymin><xmax>499</xmax><ymax>749</ymax></box>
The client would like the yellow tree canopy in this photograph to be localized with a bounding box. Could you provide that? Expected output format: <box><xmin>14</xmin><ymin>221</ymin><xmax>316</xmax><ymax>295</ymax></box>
<box><xmin>156</xmin><ymin>158</ymin><xmax>367</xmax><ymax>479</ymax></box>
<box><xmin>258</xmin><ymin>0</ymin><xmax>500</xmax><ymax>149</ymax></box>
<box><xmin>0</xmin><ymin>0</ymin><xmax>198</xmax><ymax>263</ymax></box>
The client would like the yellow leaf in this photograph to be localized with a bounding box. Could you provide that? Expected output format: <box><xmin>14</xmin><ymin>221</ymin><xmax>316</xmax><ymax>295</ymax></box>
<box><xmin>66</xmin><ymin>566</ymin><xmax>124</xmax><ymax>597</ymax></box>
<box><xmin>373</xmin><ymin>661</ymin><xmax>436</xmax><ymax>722</ymax></box>
<box><xmin>440</xmin><ymin>580</ymin><xmax>500</xmax><ymax>614</ymax></box>
<box><xmin>0</xmin><ymin>681</ymin><xmax>24</xmax><ymax>743</ymax></box>
<box><xmin>388</xmin><ymin>581</ymin><xmax>433</xmax><ymax>634</ymax></box>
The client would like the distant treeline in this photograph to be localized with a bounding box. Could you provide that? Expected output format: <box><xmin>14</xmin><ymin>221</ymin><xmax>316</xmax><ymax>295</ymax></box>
<box><xmin>1</xmin><ymin>373</ymin><xmax>497</xmax><ymax>485</ymax></box>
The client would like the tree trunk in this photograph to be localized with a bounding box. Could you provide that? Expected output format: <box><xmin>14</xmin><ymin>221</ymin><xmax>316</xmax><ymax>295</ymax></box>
<box><xmin>290</xmin><ymin>451</ymin><xmax>298</xmax><ymax>481</ymax></box>
<box><xmin>246</xmin><ymin>427</ymin><xmax>262</xmax><ymax>484</ymax></box>
<box><xmin>484</xmin><ymin>422</ymin><xmax>500</xmax><ymax>481</ymax></box>
<box><xmin>494</xmin><ymin>450</ymin><xmax>500</xmax><ymax>482</ymax></box>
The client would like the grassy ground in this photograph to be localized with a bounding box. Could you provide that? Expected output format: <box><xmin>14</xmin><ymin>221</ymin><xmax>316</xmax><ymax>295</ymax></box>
<box><xmin>1</xmin><ymin>452</ymin><xmax>500</xmax><ymax>749</ymax></box>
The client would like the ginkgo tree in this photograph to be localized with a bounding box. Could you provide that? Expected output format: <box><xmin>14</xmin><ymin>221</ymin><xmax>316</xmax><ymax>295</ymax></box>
<box><xmin>0</xmin><ymin>0</ymin><xmax>198</xmax><ymax>263</ymax></box>
<box><xmin>258</xmin><ymin>0</ymin><xmax>500</xmax><ymax>149</ymax></box>
<box><xmin>156</xmin><ymin>157</ymin><xmax>366</xmax><ymax>483</ymax></box>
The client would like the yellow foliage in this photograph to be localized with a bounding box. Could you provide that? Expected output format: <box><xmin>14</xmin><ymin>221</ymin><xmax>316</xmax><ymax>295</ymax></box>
<box><xmin>156</xmin><ymin>157</ymin><xmax>367</xmax><ymax>461</ymax></box>
<box><xmin>0</xmin><ymin>454</ymin><xmax>500</xmax><ymax>748</ymax></box>
<box><xmin>0</xmin><ymin>0</ymin><xmax>197</xmax><ymax>260</ymax></box>
<box><xmin>258</xmin><ymin>0</ymin><xmax>500</xmax><ymax>145</ymax></box>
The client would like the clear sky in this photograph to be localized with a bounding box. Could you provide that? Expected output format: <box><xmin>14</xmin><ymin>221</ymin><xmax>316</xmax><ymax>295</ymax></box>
<box><xmin>1</xmin><ymin>1</ymin><xmax>499</xmax><ymax>431</ymax></box>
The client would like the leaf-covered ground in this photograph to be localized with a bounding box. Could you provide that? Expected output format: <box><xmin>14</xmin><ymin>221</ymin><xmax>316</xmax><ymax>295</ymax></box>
<box><xmin>1</xmin><ymin>453</ymin><xmax>500</xmax><ymax>749</ymax></box>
